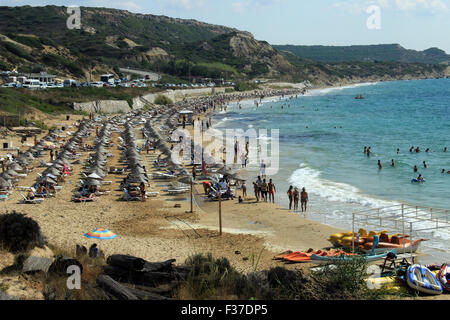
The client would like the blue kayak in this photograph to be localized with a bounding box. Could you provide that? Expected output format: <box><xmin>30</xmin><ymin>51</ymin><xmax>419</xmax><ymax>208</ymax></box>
<box><xmin>310</xmin><ymin>250</ymin><xmax>395</xmax><ymax>264</ymax></box>
<box><xmin>411</xmin><ymin>179</ymin><xmax>426</xmax><ymax>183</ymax></box>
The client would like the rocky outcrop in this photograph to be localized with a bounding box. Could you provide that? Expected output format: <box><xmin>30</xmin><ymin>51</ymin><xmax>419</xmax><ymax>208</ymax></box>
<box><xmin>229</xmin><ymin>32</ymin><xmax>293</xmax><ymax>77</ymax></box>
<box><xmin>72</xmin><ymin>88</ymin><xmax>227</xmax><ymax>114</ymax></box>
<box><xmin>73</xmin><ymin>100</ymin><xmax>131</xmax><ymax>114</ymax></box>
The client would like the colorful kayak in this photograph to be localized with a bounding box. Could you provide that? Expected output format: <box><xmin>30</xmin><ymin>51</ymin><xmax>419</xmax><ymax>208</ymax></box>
<box><xmin>437</xmin><ymin>264</ymin><xmax>450</xmax><ymax>292</ymax></box>
<box><xmin>406</xmin><ymin>264</ymin><xmax>443</xmax><ymax>295</ymax></box>
<box><xmin>361</xmin><ymin>239</ymin><xmax>426</xmax><ymax>254</ymax></box>
<box><xmin>309</xmin><ymin>251</ymin><xmax>392</xmax><ymax>264</ymax></box>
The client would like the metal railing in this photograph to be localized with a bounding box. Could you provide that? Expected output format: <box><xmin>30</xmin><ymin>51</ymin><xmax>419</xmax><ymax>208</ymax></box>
<box><xmin>350</xmin><ymin>204</ymin><xmax>450</xmax><ymax>258</ymax></box>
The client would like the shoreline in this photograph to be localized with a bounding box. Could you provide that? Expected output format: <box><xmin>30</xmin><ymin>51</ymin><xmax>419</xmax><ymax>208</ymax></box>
<box><xmin>205</xmin><ymin>80</ymin><xmax>450</xmax><ymax>264</ymax></box>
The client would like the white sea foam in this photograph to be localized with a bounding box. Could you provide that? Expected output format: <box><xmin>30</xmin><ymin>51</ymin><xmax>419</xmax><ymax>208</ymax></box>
<box><xmin>288</xmin><ymin>163</ymin><xmax>450</xmax><ymax>251</ymax></box>
<box><xmin>288</xmin><ymin>163</ymin><xmax>396</xmax><ymax>208</ymax></box>
<box><xmin>304</xmin><ymin>82</ymin><xmax>380</xmax><ymax>97</ymax></box>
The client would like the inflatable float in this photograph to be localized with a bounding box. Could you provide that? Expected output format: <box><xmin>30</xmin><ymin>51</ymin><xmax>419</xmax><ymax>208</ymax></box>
<box><xmin>411</xmin><ymin>179</ymin><xmax>426</xmax><ymax>183</ymax></box>
<box><xmin>437</xmin><ymin>264</ymin><xmax>450</xmax><ymax>292</ymax></box>
<box><xmin>406</xmin><ymin>264</ymin><xmax>443</xmax><ymax>295</ymax></box>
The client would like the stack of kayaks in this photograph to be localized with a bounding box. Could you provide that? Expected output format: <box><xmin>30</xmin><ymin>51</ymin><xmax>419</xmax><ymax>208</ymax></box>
<box><xmin>406</xmin><ymin>264</ymin><xmax>443</xmax><ymax>295</ymax></box>
<box><xmin>273</xmin><ymin>248</ymin><xmax>354</xmax><ymax>263</ymax></box>
<box><xmin>328</xmin><ymin>229</ymin><xmax>427</xmax><ymax>254</ymax></box>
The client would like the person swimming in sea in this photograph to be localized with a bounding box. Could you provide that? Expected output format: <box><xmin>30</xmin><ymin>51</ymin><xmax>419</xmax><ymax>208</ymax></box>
<box><xmin>426</xmin><ymin>148</ymin><xmax>430</xmax><ymax>153</ymax></box>
<box><xmin>442</xmin><ymin>169</ymin><xmax>445</xmax><ymax>174</ymax></box>
<box><xmin>367</xmin><ymin>147</ymin><xmax>372</xmax><ymax>157</ymax></box>
<box><xmin>364</xmin><ymin>146</ymin><xmax>367</xmax><ymax>154</ymax></box>
<box><xmin>378</xmin><ymin>160</ymin><xmax>382</xmax><ymax>170</ymax></box>
<box><xmin>397</xmin><ymin>148</ymin><xmax>400</xmax><ymax>154</ymax></box>
<box><xmin>410</xmin><ymin>146</ymin><xmax>414</xmax><ymax>153</ymax></box>
<box><xmin>391</xmin><ymin>159</ymin><xmax>395</xmax><ymax>167</ymax></box>
<box><xmin>415</xmin><ymin>147</ymin><xmax>421</xmax><ymax>153</ymax></box>
<box><xmin>414</xmin><ymin>165</ymin><xmax>418</xmax><ymax>173</ymax></box>
<box><xmin>444</xmin><ymin>147</ymin><xmax>447</xmax><ymax>153</ymax></box>
<box><xmin>423</xmin><ymin>161</ymin><xmax>428</xmax><ymax>168</ymax></box>
<box><xmin>417</xmin><ymin>174</ymin><xmax>424</xmax><ymax>181</ymax></box>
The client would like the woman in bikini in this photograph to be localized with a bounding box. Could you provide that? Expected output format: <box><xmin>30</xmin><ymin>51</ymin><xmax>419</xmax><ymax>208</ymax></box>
<box><xmin>287</xmin><ymin>186</ymin><xmax>293</xmax><ymax>210</ymax></box>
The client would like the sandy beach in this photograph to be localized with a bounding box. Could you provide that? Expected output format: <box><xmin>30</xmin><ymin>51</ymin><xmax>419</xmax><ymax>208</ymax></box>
<box><xmin>1</xmin><ymin>88</ymin><xmax>448</xmax><ymax>300</ymax></box>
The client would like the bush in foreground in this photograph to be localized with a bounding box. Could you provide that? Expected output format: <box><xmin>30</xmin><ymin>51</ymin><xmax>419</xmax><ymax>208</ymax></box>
<box><xmin>0</xmin><ymin>211</ymin><xmax>45</xmax><ymax>253</ymax></box>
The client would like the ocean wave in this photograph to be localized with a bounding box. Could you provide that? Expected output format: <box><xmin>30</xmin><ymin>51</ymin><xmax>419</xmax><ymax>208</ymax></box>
<box><xmin>288</xmin><ymin>163</ymin><xmax>397</xmax><ymax>208</ymax></box>
<box><xmin>288</xmin><ymin>163</ymin><xmax>450</xmax><ymax>248</ymax></box>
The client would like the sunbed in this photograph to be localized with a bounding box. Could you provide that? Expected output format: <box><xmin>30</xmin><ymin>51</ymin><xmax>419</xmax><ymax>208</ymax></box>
<box><xmin>19</xmin><ymin>194</ymin><xmax>44</xmax><ymax>204</ymax></box>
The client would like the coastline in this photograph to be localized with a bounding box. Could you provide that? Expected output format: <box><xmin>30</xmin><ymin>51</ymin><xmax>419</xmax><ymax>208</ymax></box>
<box><xmin>205</xmin><ymin>80</ymin><xmax>450</xmax><ymax>265</ymax></box>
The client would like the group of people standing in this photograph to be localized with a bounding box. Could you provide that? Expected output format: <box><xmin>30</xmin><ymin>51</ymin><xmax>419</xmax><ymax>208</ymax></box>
<box><xmin>287</xmin><ymin>186</ymin><xmax>308</xmax><ymax>212</ymax></box>
<box><xmin>251</xmin><ymin>176</ymin><xmax>276</xmax><ymax>203</ymax></box>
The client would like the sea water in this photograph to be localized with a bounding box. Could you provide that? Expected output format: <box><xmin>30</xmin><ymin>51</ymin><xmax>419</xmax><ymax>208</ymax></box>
<box><xmin>213</xmin><ymin>78</ymin><xmax>450</xmax><ymax>261</ymax></box>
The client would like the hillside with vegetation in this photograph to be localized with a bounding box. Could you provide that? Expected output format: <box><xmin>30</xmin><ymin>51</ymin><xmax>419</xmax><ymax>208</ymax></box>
<box><xmin>0</xmin><ymin>4</ymin><xmax>449</xmax><ymax>113</ymax></box>
<box><xmin>273</xmin><ymin>44</ymin><xmax>450</xmax><ymax>65</ymax></box>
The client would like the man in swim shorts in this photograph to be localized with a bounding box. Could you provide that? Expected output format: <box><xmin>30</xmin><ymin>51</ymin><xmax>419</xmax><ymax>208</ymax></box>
<box><xmin>268</xmin><ymin>179</ymin><xmax>276</xmax><ymax>203</ymax></box>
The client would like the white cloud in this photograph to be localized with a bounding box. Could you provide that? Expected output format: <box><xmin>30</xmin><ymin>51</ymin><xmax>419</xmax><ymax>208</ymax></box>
<box><xmin>333</xmin><ymin>0</ymin><xmax>448</xmax><ymax>14</ymax></box>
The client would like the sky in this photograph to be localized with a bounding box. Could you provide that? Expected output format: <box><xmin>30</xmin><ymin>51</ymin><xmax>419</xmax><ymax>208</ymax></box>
<box><xmin>3</xmin><ymin>0</ymin><xmax>450</xmax><ymax>52</ymax></box>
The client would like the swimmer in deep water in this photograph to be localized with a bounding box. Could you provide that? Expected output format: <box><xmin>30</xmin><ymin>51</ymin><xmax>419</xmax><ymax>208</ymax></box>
<box><xmin>417</xmin><ymin>174</ymin><xmax>424</xmax><ymax>181</ymax></box>
<box><xmin>391</xmin><ymin>159</ymin><xmax>395</xmax><ymax>167</ymax></box>
<box><xmin>397</xmin><ymin>148</ymin><xmax>400</xmax><ymax>154</ymax></box>
<box><xmin>378</xmin><ymin>160</ymin><xmax>382</xmax><ymax>170</ymax></box>
<box><xmin>414</xmin><ymin>165</ymin><xmax>418</xmax><ymax>173</ymax></box>
<box><xmin>423</xmin><ymin>161</ymin><xmax>428</xmax><ymax>168</ymax></box>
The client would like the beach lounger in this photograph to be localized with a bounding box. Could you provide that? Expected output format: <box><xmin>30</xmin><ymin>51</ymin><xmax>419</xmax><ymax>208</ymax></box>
<box><xmin>166</xmin><ymin>189</ymin><xmax>189</xmax><ymax>195</ymax></box>
<box><xmin>72</xmin><ymin>196</ymin><xmax>97</xmax><ymax>203</ymax></box>
<box><xmin>19</xmin><ymin>194</ymin><xmax>44</xmax><ymax>204</ymax></box>
<box><xmin>145</xmin><ymin>192</ymin><xmax>159</xmax><ymax>197</ymax></box>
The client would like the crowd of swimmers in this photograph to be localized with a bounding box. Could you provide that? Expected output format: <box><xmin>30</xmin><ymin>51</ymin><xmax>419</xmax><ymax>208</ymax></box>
<box><xmin>365</xmin><ymin>145</ymin><xmax>450</xmax><ymax>181</ymax></box>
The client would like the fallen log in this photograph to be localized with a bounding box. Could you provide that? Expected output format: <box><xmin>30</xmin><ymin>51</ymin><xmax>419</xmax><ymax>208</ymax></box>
<box><xmin>103</xmin><ymin>265</ymin><xmax>179</xmax><ymax>287</ymax></box>
<box><xmin>49</xmin><ymin>255</ymin><xmax>83</xmax><ymax>275</ymax></box>
<box><xmin>142</xmin><ymin>259</ymin><xmax>176</xmax><ymax>273</ymax></box>
<box><xmin>125</xmin><ymin>286</ymin><xmax>169</xmax><ymax>300</ymax></box>
<box><xmin>107</xmin><ymin>254</ymin><xmax>146</xmax><ymax>271</ymax></box>
<box><xmin>96</xmin><ymin>274</ymin><xmax>138</xmax><ymax>300</ymax></box>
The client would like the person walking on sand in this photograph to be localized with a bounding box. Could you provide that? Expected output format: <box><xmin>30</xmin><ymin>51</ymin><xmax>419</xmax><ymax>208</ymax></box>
<box><xmin>253</xmin><ymin>181</ymin><xmax>259</xmax><ymax>202</ymax></box>
<box><xmin>301</xmin><ymin>188</ymin><xmax>309</xmax><ymax>213</ymax></box>
<box><xmin>293</xmin><ymin>187</ymin><xmax>300</xmax><ymax>211</ymax></box>
<box><xmin>139</xmin><ymin>182</ymin><xmax>146</xmax><ymax>202</ymax></box>
<box><xmin>287</xmin><ymin>186</ymin><xmax>293</xmax><ymax>210</ymax></box>
<box><xmin>261</xmin><ymin>179</ymin><xmax>268</xmax><ymax>202</ymax></box>
<box><xmin>256</xmin><ymin>176</ymin><xmax>262</xmax><ymax>199</ymax></box>
<box><xmin>268</xmin><ymin>179</ymin><xmax>276</xmax><ymax>203</ymax></box>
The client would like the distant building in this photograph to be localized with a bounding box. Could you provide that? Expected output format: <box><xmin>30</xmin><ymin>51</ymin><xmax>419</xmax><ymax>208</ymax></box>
<box><xmin>19</xmin><ymin>71</ymin><xmax>56</xmax><ymax>83</ymax></box>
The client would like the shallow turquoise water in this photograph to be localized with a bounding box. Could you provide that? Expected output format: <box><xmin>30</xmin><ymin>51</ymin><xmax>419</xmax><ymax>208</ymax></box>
<box><xmin>213</xmin><ymin>79</ymin><xmax>450</xmax><ymax>257</ymax></box>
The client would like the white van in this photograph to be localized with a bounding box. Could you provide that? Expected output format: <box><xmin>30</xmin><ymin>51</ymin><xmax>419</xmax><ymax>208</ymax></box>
<box><xmin>22</xmin><ymin>79</ymin><xmax>41</xmax><ymax>89</ymax></box>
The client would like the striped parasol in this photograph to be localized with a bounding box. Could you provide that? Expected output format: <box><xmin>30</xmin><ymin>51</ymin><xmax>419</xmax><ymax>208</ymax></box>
<box><xmin>84</xmin><ymin>228</ymin><xmax>116</xmax><ymax>240</ymax></box>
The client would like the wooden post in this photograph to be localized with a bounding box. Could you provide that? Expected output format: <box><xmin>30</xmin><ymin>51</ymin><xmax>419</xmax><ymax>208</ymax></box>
<box><xmin>218</xmin><ymin>187</ymin><xmax>222</xmax><ymax>236</ymax></box>
<box><xmin>190</xmin><ymin>177</ymin><xmax>193</xmax><ymax>213</ymax></box>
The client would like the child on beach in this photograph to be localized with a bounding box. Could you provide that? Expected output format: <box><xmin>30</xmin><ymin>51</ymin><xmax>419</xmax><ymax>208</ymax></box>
<box><xmin>242</xmin><ymin>181</ymin><xmax>247</xmax><ymax>198</ymax></box>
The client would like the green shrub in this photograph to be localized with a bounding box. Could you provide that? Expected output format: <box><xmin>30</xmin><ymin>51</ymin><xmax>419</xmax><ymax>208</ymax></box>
<box><xmin>0</xmin><ymin>211</ymin><xmax>45</xmax><ymax>253</ymax></box>
<box><xmin>154</xmin><ymin>95</ymin><xmax>173</xmax><ymax>105</ymax></box>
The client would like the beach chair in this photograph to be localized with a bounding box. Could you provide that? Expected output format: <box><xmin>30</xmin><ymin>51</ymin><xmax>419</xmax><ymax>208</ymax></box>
<box><xmin>31</xmin><ymin>187</ymin><xmax>54</xmax><ymax>198</ymax></box>
<box><xmin>145</xmin><ymin>191</ymin><xmax>159</xmax><ymax>198</ymax></box>
<box><xmin>19</xmin><ymin>194</ymin><xmax>44</xmax><ymax>204</ymax></box>
<box><xmin>72</xmin><ymin>196</ymin><xmax>96</xmax><ymax>203</ymax></box>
